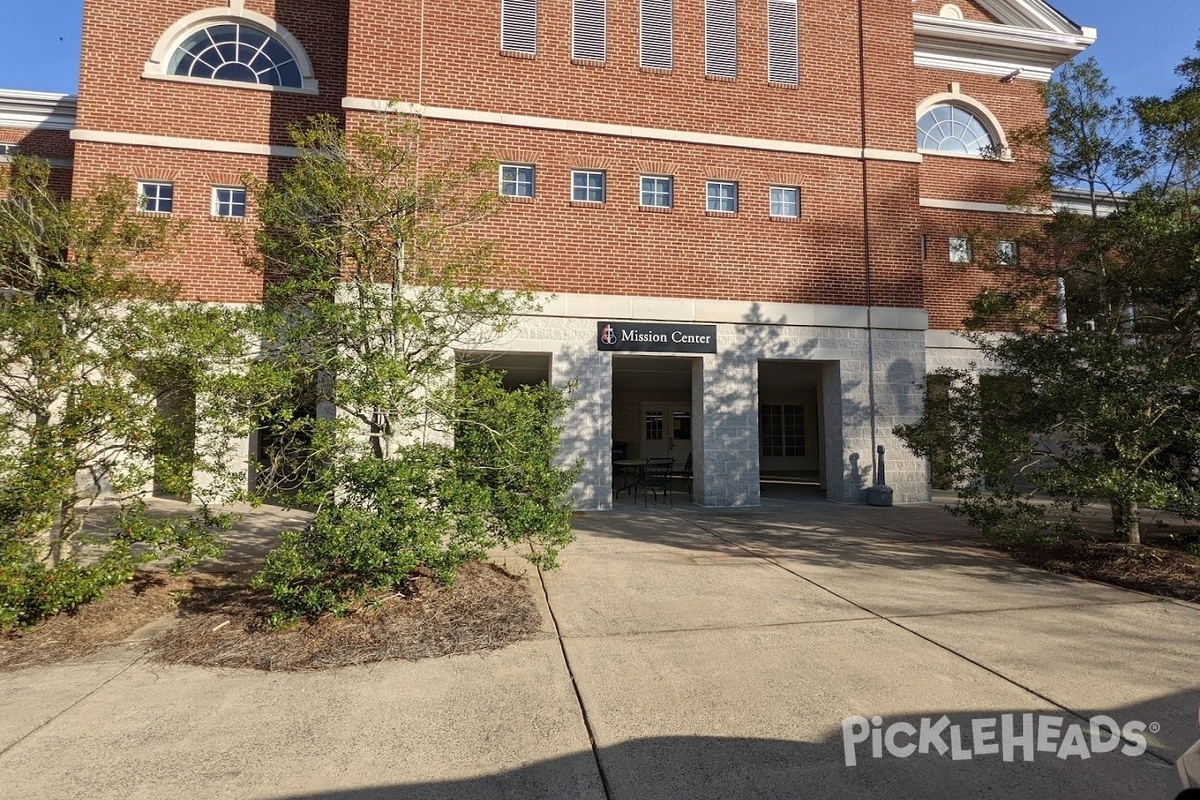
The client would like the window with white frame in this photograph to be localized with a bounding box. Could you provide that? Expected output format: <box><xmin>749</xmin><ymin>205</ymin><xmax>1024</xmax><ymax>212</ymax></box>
<box><xmin>640</xmin><ymin>0</ymin><xmax>674</xmax><ymax>69</ymax></box>
<box><xmin>949</xmin><ymin>235</ymin><xmax>972</xmax><ymax>264</ymax></box>
<box><xmin>766</xmin><ymin>0</ymin><xmax>799</xmax><ymax>85</ymax></box>
<box><xmin>0</xmin><ymin>144</ymin><xmax>18</xmax><ymax>158</ymax></box>
<box><xmin>168</xmin><ymin>23</ymin><xmax>303</xmax><ymax>88</ymax></box>
<box><xmin>769</xmin><ymin>185</ymin><xmax>800</xmax><ymax>218</ymax></box>
<box><xmin>704</xmin><ymin>0</ymin><xmax>737</xmax><ymax>78</ymax></box>
<box><xmin>640</xmin><ymin>175</ymin><xmax>673</xmax><ymax>208</ymax></box>
<box><xmin>501</xmin><ymin>0</ymin><xmax>538</xmax><ymax>54</ymax></box>
<box><xmin>918</xmin><ymin>104</ymin><xmax>996</xmax><ymax>155</ymax></box>
<box><xmin>138</xmin><ymin>181</ymin><xmax>174</xmax><ymax>214</ymax></box>
<box><xmin>499</xmin><ymin>164</ymin><xmax>535</xmax><ymax>198</ymax></box>
<box><xmin>996</xmin><ymin>239</ymin><xmax>1018</xmax><ymax>266</ymax></box>
<box><xmin>571</xmin><ymin>170</ymin><xmax>605</xmax><ymax>203</ymax></box>
<box><xmin>212</xmin><ymin>186</ymin><xmax>247</xmax><ymax>218</ymax></box>
<box><xmin>706</xmin><ymin>180</ymin><xmax>737</xmax><ymax>213</ymax></box>
<box><xmin>572</xmin><ymin>0</ymin><xmax>606</xmax><ymax>61</ymax></box>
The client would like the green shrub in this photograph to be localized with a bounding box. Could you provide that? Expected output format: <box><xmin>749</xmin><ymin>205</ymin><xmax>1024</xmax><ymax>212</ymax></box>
<box><xmin>254</xmin><ymin>369</ymin><xmax>578</xmax><ymax>625</ymax></box>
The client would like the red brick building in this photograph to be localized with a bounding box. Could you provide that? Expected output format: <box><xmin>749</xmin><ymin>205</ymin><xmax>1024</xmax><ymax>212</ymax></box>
<box><xmin>0</xmin><ymin>0</ymin><xmax>1095</xmax><ymax>508</ymax></box>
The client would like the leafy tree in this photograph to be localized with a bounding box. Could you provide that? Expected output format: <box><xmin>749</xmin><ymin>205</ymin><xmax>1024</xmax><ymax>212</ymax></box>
<box><xmin>0</xmin><ymin>157</ymin><xmax>252</xmax><ymax>629</ymax></box>
<box><xmin>897</xmin><ymin>50</ymin><xmax>1200</xmax><ymax>546</ymax></box>
<box><xmin>244</xmin><ymin>115</ymin><xmax>577</xmax><ymax>623</ymax></box>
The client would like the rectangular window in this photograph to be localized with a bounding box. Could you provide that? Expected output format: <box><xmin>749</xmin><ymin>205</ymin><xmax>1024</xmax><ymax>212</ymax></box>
<box><xmin>499</xmin><ymin>164</ymin><xmax>535</xmax><ymax>198</ymax></box>
<box><xmin>211</xmin><ymin>186</ymin><xmax>247</xmax><ymax>219</ymax></box>
<box><xmin>640</xmin><ymin>0</ymin><xmax>674</xmax><ymax>70</ymax></box>
<box><xmin>0</xmin><ymin>144</ymin><xmax>18</xmax><ymax>158</ymax></box>
<box><xmin>996</xmin><ymin>239</ymin><xmax>1018</xmax><ymax>266</ymax></box>
<box><xmin>760</xmin><ymin>404</ymin><xmax>805</xmax><ymax>457</ymax></box>
<box><xmin>706</xmin><ymin>180</ymin><xmax>738</xmax><ymax>213</ymax></box>
<box><xmin>501</xmin><ymin>0</ymin><xmax>538</xmax><ymax>54</ymax></box>
<box><xmin>704</xmin><ymin>0</ymin><xmax>737</xmax><ymax>78</ymax></box>
<box><xmin>640</xmin><ymin>175</ymin><xmax>673</xmax><ymax>208</ymax></box>
<box><xmin>138</xmin><ymin>181</ymin><xmax>174</xmax><ymax>214</ymax></box>
<box><xmin>571</xmin><ymin>170</ymin><xmax>605</xmax><ymax>203</ymax></box>
<box><xmin>949</xmin><ymin>235</ymin><xmax>973</xmax><ymax>264</ymax></box>
<box><xmin>572</xmin><ymin>0</ymin><xmax>607</xmax><ymax>61</ymax></box>
<box><xmin>645</xmin><ymin>411</ymin><xmax>664</xmax><ymax>441</ymax></box>
<box><xmin>766</xmin><ymin>0</ymin><xmax>799</xmax><ymax>85</ymax></box>
<box><xmin>769</xmin><ymin>185</ymin><xmax>800</xmax><ymax>218</ymax></box>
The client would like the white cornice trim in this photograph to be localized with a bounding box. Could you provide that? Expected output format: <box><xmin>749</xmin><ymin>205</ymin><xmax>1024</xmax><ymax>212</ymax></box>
<box><xmin>913</xmin><ymin>13</ymin><xmax>1095</xmax><ymax>82</ymax></box>
<box><xmin>342</xmin><ymin>98</ymin><xmax>925</xmax><ymax>165</ymax></box>
<box><xmin>525</xmin><ymin>291</ymin><xmax>930</xmax><ymax>331</ymax></box>
<box><xmin>920</xmin><ymin>197</ymin><xmax>1048</xmax><ymax>215</ymax></box>
<box><xmin>70</xmin><ymin>128</ymin><xmax>300</xmax><ymax>157</ymax></box>
<box><xmin>0</xmin><ymin>89</ymin><xmax>77</xmax><ymax>131</ymax></box>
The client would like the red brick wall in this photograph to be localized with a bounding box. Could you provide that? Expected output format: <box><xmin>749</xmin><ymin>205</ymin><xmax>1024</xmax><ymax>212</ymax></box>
<box><xmin>346</xmin><ymin>0</ymin><xmax>913</xmax><ymax>152</ymax></box>
<box><xmin>71</xmin><ymin>140</ymin><xmax>273</xmax><ymax>302</ymax></box>
<box><xmin>920</xmin><ymin>207</ymin><xmax>1043</xmax><ymax>330</ymax></box>
<box><xmin>914</xmin><ymin>69</ymin><xmax>1049</xmax><ymax>327</ymax></box>
<box><xmin>913</xmin><ymin>0</ymin><xmax>1000</xmax><ymax>24</ymax></box>
<box><xmin>0</xmin><ymin>127</ymin><xmax>74</xmax><ymax>196</ymax></box>
<box><xmin>66</xmin><ymin>0</ymin><xmax>1062</xmax><ymax>321</ymax></box>
<box><xmin>76</xmin><ymin>0</ymin><xmax>346</xmax><ymax>146</ymax></box>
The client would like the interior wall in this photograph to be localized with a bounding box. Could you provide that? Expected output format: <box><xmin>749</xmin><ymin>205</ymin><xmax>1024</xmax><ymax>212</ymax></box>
<box><xmin>611</xmin><ymin>356</ymin><xmax>694</xmax><ymax>460</ymax></box>
<box><xmin>757</xmin><ymin>360</ymin><xmax>823</xmax><ymax>475</ymax></box>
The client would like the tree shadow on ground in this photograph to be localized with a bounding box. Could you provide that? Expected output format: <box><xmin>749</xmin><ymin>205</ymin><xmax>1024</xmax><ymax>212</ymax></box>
<box><xmin>266</xmin><ymin>701</ymin><xmax>1191</xmax><ymax>799</ymax></box>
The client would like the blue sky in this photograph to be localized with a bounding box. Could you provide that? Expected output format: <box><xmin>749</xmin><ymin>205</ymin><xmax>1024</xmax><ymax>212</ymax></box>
<box><xmin>0</xmin><ymin>1</ymin><xmax>1196</xmax><ymax>100</ymax></box>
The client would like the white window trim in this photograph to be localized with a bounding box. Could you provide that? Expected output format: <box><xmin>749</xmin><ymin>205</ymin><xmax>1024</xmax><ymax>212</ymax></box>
<box><xmin>570</xmin><ymin>169</ymin><xmax>606</xmax><ymax>203</ymax></box>
<box><xmin>499</xmin><ymin>163</ymin><xmax>536</xmax><ymax>199</ymax></box>
<box><xmin>769</xmin><ymin>185</ymin><xmax>800</xmax><ymax>218</ymax></box>
<box><xmin>996</xmin><ymin>239</ymin><xmax>1019</xmax><ymax>265</ymax></box>
<box><xmin>211</xmin><ymin>185</ymin><xmax>247</xmax><ymax>219</ymax></box>
<box><xmin>143</xmin><ymin>7</ymin><xmax>319</xmax><ymax>95</ymax></box>
<box><xmin>949</xmin><ymin>235</ymin><xmax>973</xmax><ymax>264</ymax></box>
<box><xmin>705</xmin><ymin>180</ymin><xmax>738</xmax><ymax>213</ymax></box>
<box><xmin>640</xmin><ymin>174</ymin><xmax>674</xmax><ymax>208</ymax></box>
<box><xmin>138</xmin><ymin>181</ymin><xmax>175</xmax><ymax>215</ymax></box>
<box><xmin>915</xmin><ymin>91</ymin><xmax>1010</xmax><ymax>160</ymax></box>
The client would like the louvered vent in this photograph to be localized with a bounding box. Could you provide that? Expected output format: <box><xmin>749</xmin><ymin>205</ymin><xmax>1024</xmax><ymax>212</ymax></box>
<box><xmin>767</xmin><ymin>0</ymin><xmax>798</xmax><ymax>85</ymax></box>
<box><xmin>705</xmin><ymin>0</ymin><xmax>737</xmax><ymax>78</ymax></box>
<box><xmin>501</xmin><ymin>0</ymin><xmax>538</xmax><ymax>54</ymax></box>
<box><xmin>572</xmin><ymin>0</ymin><xmax>607</xmax><ymax>61</ymax></box>
<box><xmin>640</xmin><ymin>0</ymin><xmax>674</xmax><ymax>70</ymax></box>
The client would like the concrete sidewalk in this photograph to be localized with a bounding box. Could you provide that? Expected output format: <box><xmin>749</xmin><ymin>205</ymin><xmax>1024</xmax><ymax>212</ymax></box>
<box><xmin>1</xmin><ymin>500</ymin><xmax>1196</xmax><ymax>799</ymax></box>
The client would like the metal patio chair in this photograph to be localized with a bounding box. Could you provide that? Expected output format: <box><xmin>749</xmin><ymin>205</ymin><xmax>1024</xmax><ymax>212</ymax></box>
<box><xmin>641</xmin><ymin>457</ymin><xmax>674</xmax><ymax>507</ymax></box>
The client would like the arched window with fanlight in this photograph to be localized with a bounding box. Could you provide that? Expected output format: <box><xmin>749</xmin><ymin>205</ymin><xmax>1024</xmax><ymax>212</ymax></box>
<box><xmin>168</xmin><ymin>23</ymin><xmax>302</xmax><ymax>88</ymax></box>
<box><xmin>144</xmin><ymin>9</ymin><xmax>318</xmax><ymax>93</ymax></box>
<box><xmin>917</xmin><ymin>103</ymin><xmax>997</xmax><ymax>156</ymax></box>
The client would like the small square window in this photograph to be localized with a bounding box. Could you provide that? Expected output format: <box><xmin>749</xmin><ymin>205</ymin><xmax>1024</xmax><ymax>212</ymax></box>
<box><xmin>212</xmin><ymin>186</ymin><xmax>247</xmax><ymax>219</ymax></box>
<box><xmin>996</xmin><ymin>239</ymin><xmax>1018</xmax><ymax>266</ymax></box>
<box><xmin>571</xmin><ymin>170</ymin><xmax>605</xmax><ymax>203</ymax></box>
<box><xmin>949</xmin><ymin>235</ymin><xmax>973</xmax><ymax>264</ymax></box>
<box><xmin>640</xmin><ymin>175</ymin><xmax>673</xmax><ymax>208</ymax></box>
<box><xmin>500</xmin><ymin>164</ymin><xmax>535</xmax><ymax>198</ymax></box>
<box><xmin>138</xmin><ymin>181</ymin><xmax>174</xmax><ymax>214</ymax></box>
<box><xmin>769</xmin><ymin>185</ymin><xmax>800</xmax><ymax>218</ymax></box>
<box><xmin>706</xmin><ymin>180</ymin><xmax>737</xmax><ymax>213</ymax></box>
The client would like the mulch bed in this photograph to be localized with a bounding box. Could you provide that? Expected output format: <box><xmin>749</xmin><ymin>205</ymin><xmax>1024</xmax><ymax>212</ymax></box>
<box><xmin>148</xmin><ymin>561</ymin><xmax>542</xmax><ymax>671</ymax></box>
<box><xmin>0</xmin><ymin>573</ymin><xmax>186</xmax><ymax>671</ymax></box>
<box><xmin>1008</xmin><ymin>540</ymin><xmax>1200</xmax><ymax>604</ymax></box>
<box><xmin>1</xmin><ymin>562</ymin><xmax>542</xmax><ymax>672</ymax></box>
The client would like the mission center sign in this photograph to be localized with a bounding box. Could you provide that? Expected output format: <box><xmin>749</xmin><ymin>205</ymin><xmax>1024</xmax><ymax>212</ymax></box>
<box><xmin>597</xmin><ymin>321</ymin><xmax>718</xmax><ymax>354</ymax></box>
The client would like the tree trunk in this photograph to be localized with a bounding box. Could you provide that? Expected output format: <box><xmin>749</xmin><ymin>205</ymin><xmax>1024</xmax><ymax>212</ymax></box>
<box><xmin>1111</xmin><ymin>499</ymin><xmax>1141</xmax><ymax>545</ymax></box>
